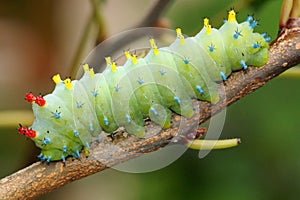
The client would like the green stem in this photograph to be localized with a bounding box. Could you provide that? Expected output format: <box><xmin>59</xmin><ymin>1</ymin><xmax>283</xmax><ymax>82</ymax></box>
<box><xmin>280</xmin><ymin>0</ymin><xmax>293</xmax><ymax>27</ymax></box>
<box><xmin>187</xmin><ymin>138</ymin><xmax>241</xmax><ymax>150</ymax></box>
<box><xmin>291</xmin><ymin>0</ymin><xmax>300</xmax><ymax>18</ymax></box>
<box><xmin>0</xmin><ymin>110</ymin><xmax>33</xmax><ymax>127</ymax></box>
<box><xmin>279</xmin><ymin>66</ymin><xmax>300</xmax><ymax>78</ymax></box>
<box><xmin>90</xmin><ymin>0</ymin><xmax>103</xmax><ymax>23</ymax></box>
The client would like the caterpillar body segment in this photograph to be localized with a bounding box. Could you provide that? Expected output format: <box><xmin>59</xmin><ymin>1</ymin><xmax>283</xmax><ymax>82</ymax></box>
<box><xmin>18</xmin><ymin>10</ymin><xmax>269</xmax><ymax>162</ymax></box>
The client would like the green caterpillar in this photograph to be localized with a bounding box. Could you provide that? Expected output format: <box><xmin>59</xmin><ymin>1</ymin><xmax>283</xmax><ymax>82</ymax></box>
<box><xmin>18</xmin><ymin>10</ymin><xmax>269</xmax><ymax>162</ymax></box>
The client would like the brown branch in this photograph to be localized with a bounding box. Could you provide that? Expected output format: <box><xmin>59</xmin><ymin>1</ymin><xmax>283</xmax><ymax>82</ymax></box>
<box><xmin>1</xmin><ymin>24</ymin><xmax>300</xmax><ymax>200</ymax></box>
<box><xmin>136</xmin><ymin>0</ymin><xmax>173</xmax><ymax>27</ymax></box>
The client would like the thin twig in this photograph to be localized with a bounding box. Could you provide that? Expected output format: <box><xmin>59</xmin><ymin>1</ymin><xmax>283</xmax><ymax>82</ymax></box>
<box><xmin>69</xmin><ymin>13</ymin><xmax>95</xmax><ymax>78</ymax></box>
<box><xmin>90</xmin><ymin>0</ymin><xmax>103</xmax><ymax>24</ymax></box>
<box><xmin>70</xmin><ymin>0</ymin><xmax>104</xmax><ymax>78</ymax></box>
<box><xmin>0</xmin><ymin>110</ymin><xmax>33</xmax><ymax>127</ymax></box>
<box><xmin>280</xmin><ymin>66</ymin><xmax>300</xmax><ymax>78</ymax></box>
<box><xmin>0</xmin><ymin>23</ymin><xmax>299</xmax><ymax>200</ymax></box>
<box><xmin>279</xmin><ymin>0</ymin><xmax>300</xmax><ymax>35</ymax></box>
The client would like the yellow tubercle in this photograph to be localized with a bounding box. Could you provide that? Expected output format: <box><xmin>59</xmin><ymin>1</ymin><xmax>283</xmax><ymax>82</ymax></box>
<box><xmin>82</xmin><ymin>63</ymin><xmax>94</xmax><ymax>78</ymax></box>
<box><xmin>89</xmin><ymin>68</ymin><xmax>95</xmax><ymax>78</ymax></box>
<box><xmin>111</xmin><ymin>62</ymin><xmax>117</xmax><ymax>72</ymax></box>
<box><xmin>83</xmin><ymin>147</ymin><xmax>89</xmax><ymax>157</ymax></box>
<box><xmin>64</xmin><ymin>78</ymin><xmax>72</xmax><ymax>90</ymax></box>
<box><xmin>206</xmin><ymin>24</ymin><xmax>211</xmax><ymax>35</ymax></box>
<box><xmin>176</xmin><ymin>28</ymin><xmax>185</xmax><ymax>45</ymax></box>
<box><xmin>105</xmin><ymin>57</ymin><xmax>112</xmax><ymax>66</ymax></box>
<box><xmin>149</xmin><ymin>38</ymin><xmax>159</xmax><ymax>55</ymax></box>
<box><xmin>203</xmin><ymin>18</ymin><xmax>209</xmax><ymax>27</ymax></box>
<box><xmin>105</xmin><ymin>57</ymin><xmax>117</xmax><ymax>72</ymax></box>
<box><xmin>124</xmin><ymin>51</ymin><xmax>131</xmax><ymax>59</ymax></box>
<box><xmin>203</xmin><ymin>18</ymin><xmax>211</xmax><ymax>35</ymax></box>
<box><xmin>83</xmin><ymin>63</ymin><xmax>89</xmax><ymax>72</ymax></box>
<box><xmin>52</xmin><ymin>74</ymin><xmax>62</xmax><ymax>85</ymax></box>
<box><xmin>227</xmin><ymin>9</ymin><xmax>236</xmax><ymax>22</ymax></box>
<box><xmin>132</xmin><ymin>54</ymin><xmax>137</xmax><ymax>64</ymax></box>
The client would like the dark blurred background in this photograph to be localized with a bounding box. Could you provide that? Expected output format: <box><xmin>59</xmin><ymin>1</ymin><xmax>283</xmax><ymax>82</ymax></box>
<box><xmin>1</xmin><ymin>0</ymin><xmax>300</xmax><ymax>199</ymax></box>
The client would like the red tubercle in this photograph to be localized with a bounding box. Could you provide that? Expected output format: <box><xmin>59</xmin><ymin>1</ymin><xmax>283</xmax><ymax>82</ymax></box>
<box><xmin>25</xmin><ymin>92</ymin><xmax>46</xmax><ymax>107</ymax></box>
<box><xmin>18</xmin><ymin>124</ymin><xmax>36</xmax><ymax>138</ymax></box>
<box><xmin>25</xmin><ymin>92</ymin><xmax>36</xmax><ymax>104</ymax></box>
<box><xmin>35</xmin><ymin>95</ymin><xmax>46</xmax><ymax>107</ymax></box>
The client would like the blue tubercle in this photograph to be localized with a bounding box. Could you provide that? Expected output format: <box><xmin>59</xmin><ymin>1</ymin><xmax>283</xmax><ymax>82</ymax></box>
<box><xmin>261</xmin><ymin>33</ymin><xmax>271</xmax><ymax>42</ymax></box>
<box><xmin>252</xmin><ymin>42</ymin><xmax>260</xmax><ymax>48</ymax></box>
<box><xmin>150</xmin><ymin>107</ymin><xmax>158</xmax><ymax>115</ymax></box>
<box><xmin>137</xmin><ymin>77</ymin><xmax>143</xmax><ymax>85</ymax></box>
<box><xmin>220</xmin><ymin>72</ymin><xmax>227</xmax><ymax>81</ymax></box>
<box><xmin>63</xmin><ymin>145</ymin><xmax>67</xmax><ymax>153</ymax></box>
<box><xmin>126</xmin><ymin>114</ymin><xmax>131</xmax><ymax>123</ymax></box>
<box><xmin>41</xmin><ymin>155</ymin><xmax>47</xmax><ymax>161</ymax></box>
<box><xmin>250</xmin><ymin>20</ymin><xmax>258</xmax><ymax>29</ymax></box>
<box><xmin>183</xmin><ymin>57</ymin><xmax>189</xmax><ymax>64</ymax></box>
<box><xmin>42</xmin><ymin>137</ymin><xmax>51</xmax><ymax>145</ymax></box>
<box><xmin>103</xmin><ymin>117</ymin><xmax>109</xmax><ymax>126</ymax></box>
<box><xmin>75</xmin><ymin>150</ymin><xmax>80</xmax><ymax>158</ymax></box>
<box><xmin>264</xmin><ymin>37</ymin><xmax>271</xmax><ymax>42</ymax></box>
<box><xmin>174</xmin><ymin>96</ymin><xmax>181</xmax><ymax>105</ymax></box>
<box><xmin>92</xmin><ymin>89</ymin><xmax>98</xmax><ymax>97</ymax></box>
<box><xmin>233</xmin><ymin>29</ymin><xmax>242</xmax><ymax>39</ymax></box>
<box><xmin>114</xmin><ymin>84</ymin><xmax>120</xmax><ymax>92</ymax></box>
<box><xmin>52</xmin><ymin>110</ymin><xmax>61</xmax><ymax>119</ymax></box>
<box><xmin>38</xmin><ymin>153</ymin><xmax>46</xmax><ymax>161</ymax></box>
<box><xmin>46</xmin><ymin>156</ymin><xmax>51</xmax><ymax>163</ymax></box>
<box><xmin>89</xmin><ymin>123</ymin><xmax>94</xmax><ymax>132</ymax></box>
<box><xmin>196</xmin><ymin>85</ymin><xmax>204</xmax><ymax>94</ymax></box>
<box><xmin>159</xmin><ymin>69</ymin><xmax>166</xmax><ymax>76</ymax></box>
<box><xmin>76</xmin><ymin>101</ymin><xmax>84</xmax><ymax>108</ymax></box>
<box><xmin>85</xmin><ymin>142</ymin><xmax>90</xmax><ymax>149</ymax></box>
<box><xmin>39</xmin><ymin>154</ymin><xmax>47</xmax><ymax>161</ymax></box>
<box><xmin>246</xmin><ymin>15</ymin><xmax>253</xmax><ymax>23</ymax></box>
<box><xmin>208</xmin><ymin>44</ymin><xmax>215</xmax><ymax>52</ymax></box>
<box><xmin>38</xmin><ymin>153</ymin><xmax>43</xmax><ymax>159</ymax></box>
<box><xmin>73</xmin><ymin>130</ymin><xmax>79</xmax><ymax>137</ymax></box>
<box><xmin>240</xmin><ymin>60</ymin><xmax>248</xmax><ymax>70</ymax></box>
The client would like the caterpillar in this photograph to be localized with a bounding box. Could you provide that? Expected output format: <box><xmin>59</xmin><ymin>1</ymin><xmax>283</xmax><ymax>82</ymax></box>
<box><xmin>18</xmin><ymin>10</ymin><xmax>269</xmax><ymax>162</ymax></box>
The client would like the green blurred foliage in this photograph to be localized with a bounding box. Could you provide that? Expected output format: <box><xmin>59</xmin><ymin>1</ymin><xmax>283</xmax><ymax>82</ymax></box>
<box><xmin>1</xmin><ymin>0</ymin><xmax>300</xmax><ymax>199</ymax></box>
